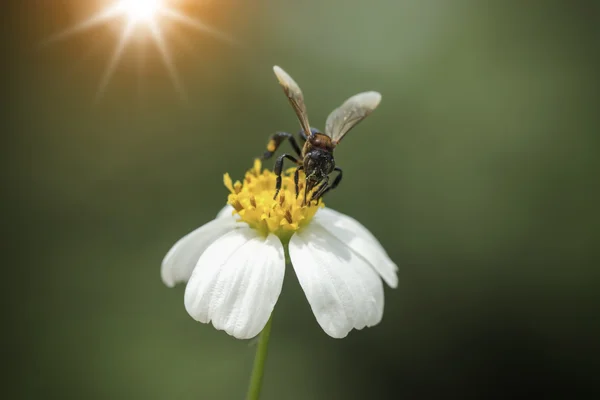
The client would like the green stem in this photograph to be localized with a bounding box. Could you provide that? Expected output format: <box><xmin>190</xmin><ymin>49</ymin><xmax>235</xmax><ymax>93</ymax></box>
<box><xmin>246</xmin><ymin>316</ymin><xmax>273</xmax><ymax>400</ymax></box>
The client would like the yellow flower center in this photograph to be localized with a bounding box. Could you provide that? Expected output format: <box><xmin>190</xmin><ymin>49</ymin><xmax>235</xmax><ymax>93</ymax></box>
<box><xmin>223</xmin><ymin>159</ymin><xmax>323</xmax><ymax>238</ymax></box>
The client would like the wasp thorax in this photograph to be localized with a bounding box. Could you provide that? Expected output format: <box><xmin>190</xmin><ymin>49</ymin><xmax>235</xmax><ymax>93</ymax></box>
<box><xmin>309</xmin><ymin>132</ymin><xmax>334</xmax><ymax>151</ymax></box>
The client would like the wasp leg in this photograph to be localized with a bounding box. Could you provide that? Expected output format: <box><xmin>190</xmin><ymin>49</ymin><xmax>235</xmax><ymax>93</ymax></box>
<box><xmin>262</xmin><ymin>131</ymin><xmax>302</xmax><ymax>160</ymax></box>
<box><xmin>273</xmin><ymin>154</ymin><xmax>301</xmax><ymax>199</ymax></box>
<box><xmin>293</xmin><ymin>166</ymin><xmax>304</xmax><ymax>198</ymax></box>
<box><xmin>311</xmin><ymin>167</ymin><xmax>343</xmax><ymax>202</ymax></box>
<box><xmin>310</xmin><ymin>176</ymin><xmax>330</xmax><ymax>204</ymax></box>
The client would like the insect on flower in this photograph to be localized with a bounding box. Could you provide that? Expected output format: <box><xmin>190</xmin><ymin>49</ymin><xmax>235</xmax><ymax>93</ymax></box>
<box><xmin>263</xmin><ymin>66</ymin><xmax>382</xmax><ymax>204</ymax></box>
<box><xmin>162</xmin><ymin>157</ymin><xmax>398</xmax><ymax>340</ymax></box>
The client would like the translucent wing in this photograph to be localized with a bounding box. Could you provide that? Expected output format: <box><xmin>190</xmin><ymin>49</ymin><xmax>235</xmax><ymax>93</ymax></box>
<box><xmin>273</xmin><ymin>66</ymin><xmax>312</xmax><ymax>138</ymax></box>
<box><xmin>325</xmin><ymin>91</ymin><xmax>382</xmax><ymax>145</ymax></box>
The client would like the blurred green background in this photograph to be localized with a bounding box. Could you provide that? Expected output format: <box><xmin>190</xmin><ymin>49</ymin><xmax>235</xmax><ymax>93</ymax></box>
<box><xmin>6</xmin><ymin>0</ymin><xmax>599</xmax><ymax>398</ymax></box>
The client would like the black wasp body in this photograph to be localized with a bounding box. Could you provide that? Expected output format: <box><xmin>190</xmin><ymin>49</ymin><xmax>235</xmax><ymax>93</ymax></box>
<box><xmin>263</xmin><ymin>127</ymin><xmax>339</xmax><ymax>205</ymax></box>
<box><xmin>262</xmin><ymin>66</ymin><xmax>382</xmax><ymax>204</ymax></box>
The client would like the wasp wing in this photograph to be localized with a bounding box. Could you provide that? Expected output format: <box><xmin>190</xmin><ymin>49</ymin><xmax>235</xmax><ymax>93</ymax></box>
<box><xmin>273</xmin><ymin>66</ymin><xmax>312</xmax><ymax>139</ymax></box>
<box><xmin>325</xmin><ymin>91</ymin><xmax>382</xmax><ymax>145</ymax></box>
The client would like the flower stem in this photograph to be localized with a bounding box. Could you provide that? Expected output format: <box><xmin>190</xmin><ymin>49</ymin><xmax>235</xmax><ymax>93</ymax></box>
<box><xmin>246</xmin><ymin>316</ymin><xmax>273</xmax><ymax>400</ymax></box>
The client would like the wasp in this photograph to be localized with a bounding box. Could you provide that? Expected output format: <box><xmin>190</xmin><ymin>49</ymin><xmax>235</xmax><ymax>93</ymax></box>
<box><xmin>262</xmin><ymin>66</ymin><xmax>382</xmax><ymax>204</ymax></box>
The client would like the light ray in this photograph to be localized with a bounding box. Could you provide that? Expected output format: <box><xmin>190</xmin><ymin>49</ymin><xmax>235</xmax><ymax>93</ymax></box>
<box><xmin>43</xmin><ymin>0</ymin><xmax>233</xmax><ymax>101</ymax></box>
<box><xmin>95</xmin><ymin>20</ymin><xmax>136</xmax><ymax>102</ymax></box>
<box><xmin>160</xmin><ymin>8</ymin><xmax>235</xmax><ymax>45</ymax></box>
<box><xmin>148</xmin><ymin>20</ymin><xmax>186</xmax><ymax>101</ymax></box>
<box><xmin>42</xmin><ymin>6</ymin><xmax>122</xmax><ymax>45</ymax></box>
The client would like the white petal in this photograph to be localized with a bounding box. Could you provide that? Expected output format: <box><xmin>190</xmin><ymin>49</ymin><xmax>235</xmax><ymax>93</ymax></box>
<box><xmin>216</xmin><ymin>204</ymin><xmax>235</xmax><ymax>219</ymax></box>
<box><xmin>313</xmin><ymin>208</ymin><xmax>398</xmax><ymax>288</ymax></box>
<box><xmin>161</xmin><ymin>215</ymin><xmax>239</xmax><ymax>288</ymax></box>
<box><xmin>184</xmin><ymin>228</ymin><xmax>285</xmax><ymax>339</ymax></box>
<box><xmin>289</xmin><ymin>224</ymin><xmax>384</xmax><ymax>339</ymax></box>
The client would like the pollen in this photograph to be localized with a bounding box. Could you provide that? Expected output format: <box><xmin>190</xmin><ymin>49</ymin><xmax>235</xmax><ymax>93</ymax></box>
<box><xmin>223</xmin><ymin>159</ymin><xmax>323</xmax><ymax>238</ymax></box>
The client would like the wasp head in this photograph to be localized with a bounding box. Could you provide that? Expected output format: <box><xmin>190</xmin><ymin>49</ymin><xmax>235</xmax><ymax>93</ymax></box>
<box><xmin>303</xmin><ymin>148</ymin><xmax>335</xmax><ymax>202</ymax></box>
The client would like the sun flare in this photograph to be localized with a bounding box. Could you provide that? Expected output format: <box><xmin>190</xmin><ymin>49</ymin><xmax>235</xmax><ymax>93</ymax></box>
<box><xmin>118</xmin><ymin>0</ymin><xmax>162</xmax><ymax>23</ymax></box>
<box><xmin>44</xmin><ymin>0</ymin><xmax>233</xmax><ymax>101</ymax></box>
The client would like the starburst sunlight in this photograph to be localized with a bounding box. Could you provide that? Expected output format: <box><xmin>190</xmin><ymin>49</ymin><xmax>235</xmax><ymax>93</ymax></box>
<box><xmin>44</xmin><ymin>0</ymin><xmax>233</xmax><ymax>101</ymax></box>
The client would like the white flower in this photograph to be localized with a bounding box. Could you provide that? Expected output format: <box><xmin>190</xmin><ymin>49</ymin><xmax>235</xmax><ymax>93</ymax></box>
<box><xmin>161</xmin><ymin>160</ymin><xmax>398</xmax><ymax>339</ymax></box>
